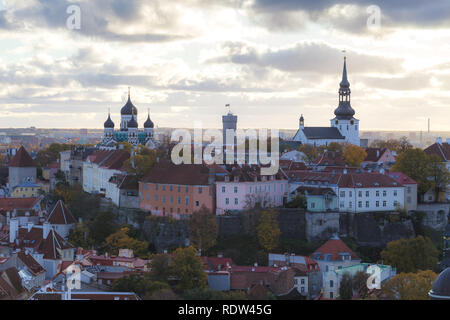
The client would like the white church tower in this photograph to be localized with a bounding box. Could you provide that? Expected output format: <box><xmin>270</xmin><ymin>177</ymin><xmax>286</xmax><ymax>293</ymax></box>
<box><xmin>330</xmin><ymin>57</ymin><xmax>360</xmax><ymax>146</ymax></box>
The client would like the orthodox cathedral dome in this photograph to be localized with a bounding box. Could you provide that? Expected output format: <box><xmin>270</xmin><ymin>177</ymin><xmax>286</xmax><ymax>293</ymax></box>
<box><xmin>121</xmin><ymin>90</ymin><xmax>138</xmax><ymax>116</ymax></box>
<box><xmin>104</xmin><ymin>114</ymin><xmax>115</xmax><ymax>128</ymax></box>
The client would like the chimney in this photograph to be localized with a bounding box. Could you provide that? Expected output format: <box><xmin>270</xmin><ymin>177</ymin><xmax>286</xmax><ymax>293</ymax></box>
<box><xmin>254</xmin><ymin>262</ymin><xmax>258</xmax><ymax>267</ymax></box>
<box><xmin>436</xmin><ymin>137</ymin><xmax>442</xmax><ymax>145</ymax></box>
<box><xmin>43</xmin><ymin>222</ymin><xmax>51</xmax><ymax>239</ymax></box>
<box><xmin>9</xmin><ymin>218</ymin><xmax>18</xmax><ymax>243</ymax></box>
<box><xmin>376</xmin><ymin>149</ymin><xmax>380</xmax><ymax>158</ymax></box>
<box><xmin>208</xmin><ymin>167</ymin><xmax>216</xmax><ymax>184</ymax></box>
<box><xmin>27</xmin><ymin>222</ymin><xmax>33</xmax><ymax>232</ymax></box>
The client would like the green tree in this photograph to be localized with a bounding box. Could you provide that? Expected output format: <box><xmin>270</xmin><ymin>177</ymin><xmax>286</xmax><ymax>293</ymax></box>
<box><xmin>380</xmin><ymin>236</ymin><xmax>439</xmax><ymax>273</ymax></box>
<box><xmin>427</xmin><ymin>154</ymin><xmax>450</xmax><ymax>200</ymax></box>
<box><xmin>328</xmin><ymin>142</ymin><xmax>345</xmax><ymax>154</ymax></box>
<box><xmin>285</xmin><ymin>194</ymin><xmax>307</xmax><ymax>209</ymax></box>
<box><xmin>103</xmin><ymin>227</ymin><xmax>149</xmax><ymax>258</ymax></box>
<box><xmin>149</xmin><ymin>253</ymin><xmax>171</xmax><ymax>282</ymax></box>
<box><xmin>298</xmin><ymin>144</ymin><xmax>319</xmax><ymax>163</ymax></box>
<box><xmin>68</xmin><ymin>222</ymin><xmax>94</xmax><ymax>249</ymax></box>
<box><xmin>90</xmin><ymin>211</ymin><xmax>119</xmax><ymax>246</ymax></box>
<box><xmin>339</xmin><ymin>273</ymin><xmax>353</xmax><ymax>300</ymax></box>
<box><xmin>112</xmin><ymin>273</ymin><xmax>170</xmax><ymax>298</ymax></box>
<box><xmin>352</xmin><ymin>271</ymin><xmax>370</xmax><ymax>299</ymax></box>
<box><xmin>391</xmin><ymin>148</ymin><xmax>434</xmax><ymax>197</ymax></box>
<box><xmin>189</xmin><ymin>206</ymin><xmax>218</xmax><ymax>254</ymax></box>
<box><xmin>256</xmin><ymin>209</ymin><xmax>280</xmax><ymax>252</ymax></box>
<box><xmin>171</xmin><ymin>246</ymin><xmax>207</xmax><ymax>291</ymax></box>
<box><xmin>123</xmin><ymin>147</ymin><xmax>157</xmax><ymax>179</ymax></box>
<box><xmin>381</xmin><ymin>270</ymin><xmax>437</xmax><ymax>300</ymax></box>
<box><xmin>344</xmin><ymin>144</ymin><xmax>367</xmax><ymax>166</ymax></box>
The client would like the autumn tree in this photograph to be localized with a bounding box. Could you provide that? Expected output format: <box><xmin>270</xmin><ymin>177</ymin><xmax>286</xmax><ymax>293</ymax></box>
<box><xmin>112</xmin><ymin>273</ymin><xmax>170</xmax><ymax>299</ymax></box>
<box><xmin>391</xmin><ymin>148</ymin><xmax>448</xmax><ymax>198</ymax></box>
<box><xmin>35</xmin><ymin>143</ymin><xmax>72</xmax><ymax>167</ymax></box>
<box><xmin>103</xmin><ymin>227</ymin><xmax>149</xmax><ymax>258</ymax></box>
<box><xmin>343</xmin><ymin>145</ymin><xmax>367</xmax><ymax>166</ymax></box>
<box><xmin>381</xmin><ymin>270</ymin><xmax>437</xmax><ymax>300</ymax></box>
<box><xmin>427</xmin><ymin>154</ymin><xmax>450</xmax><ymax>199</ymax></box>
<box><xmin>353</xmin><ymin>271</ymin><xmax>370</xmax><ymax>299</ymax></box>
<box><xmin>380</xmin><ymin>236</ymin><xmax>439</xmax><ymax>273</ymax></box>
<box><xmin>298</xmin><ymin>144</ymin><xmax>319</xmax><ymax>163</ymax></box>
<box><xmin>171</xmin><ymin>246</ymin><xmax>207</xmax><ymax>291</ymax></box>
<box><xmin>370</xmin><ymin>138</ymin><xmax>412</xmax><ymax>154</ymax></box>
<box><xmin>339</xmin><ymin>273</ymin><xmax>353</xmax><ymax>300</ymax></box>
<box><xmin>189</xmin><ymin>206</ymin><xmax>218</xmax><ymax>254</ymax></box>
<box><xmin>326</xmin><ymin>142</ymin><xmax>345</xmax><ymax>154</ymax></box>
<box><xmin>257</xmin><ymin>209</ymin><xmax>280</xmax><ymax>252</ymax></box>
<box><xmin>123</xmin><ymin>146</ymin><xmax>157</xmax><ymax>179</ymax></box>
<box><xmin>68</xmin><ymin>222</ymin><xmax>94</xmax><ymax>249</ymax></box>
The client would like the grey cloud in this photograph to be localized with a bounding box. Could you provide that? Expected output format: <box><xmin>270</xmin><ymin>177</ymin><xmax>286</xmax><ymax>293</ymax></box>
<box><xmin>2</xmin><ymin>0</ymin><xmax>190</xmax><ymax>42</ymax></box>
<box><xmin>209</xmin><ymin>41</ymin><xmax>403</xmax><ymax>75</ymax></box>
<box><xmin>245</xmin><ymin>0</ymin><xmax>450</xmax><ymax>33</ymax></box>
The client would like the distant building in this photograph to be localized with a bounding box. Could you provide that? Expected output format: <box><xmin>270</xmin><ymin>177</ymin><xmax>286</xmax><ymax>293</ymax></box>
<box><xmin>139</xmin><ymin>162</ymin><xmax>216</xmax><ymax>219</ymax></box>
<box><xmin>215</xmin><ymin>164</ymin><xmax>288</xmax><ymax>215</ymax></box>
<box><xmin>311</xmin><ymin>235</ymin><xmax>361</xmax><ymax>299</ymax></box>
<box><xmin>362</xmin><ymin>148</ymin><xmax>395</xmax><ymax>166</ymax></box>
<box><xmin>293</xmin><ymin>58</ymin><xmax>360</xmax><ymax>147</ymax></box>
<box><xmin>82</xmin><ymin>149</ymin><xmax>130</xmax><ymax>195</ymax></box>
<box><xmin>11</xmin><ymin>180</ymin><xmax>41</xmax><ymax>199</ymax></box>
<box><xmin>46</xmin><ymin>200</ymin><xmax>77</xmax><ymax>240</ymax></box>
<box><xmin>222</xmin><ymin>110</ymin><xmax>237</xmax><ymax>147</ymax></box>
<box><xmin>8</xmin><ymin>146</ymin><xmax>37</xmax><ymax>191</ymax></box>
<box><xmin>387</xmin><ymin>172</ymin><xmax>418</xmax><ymax>211</ymax></box>
<box><xmin>101</xmin><ymin>88</ymin><xmax>156</xmax><ymax>149</ymax></box>
<box><xmin>424</xmin><ymin>138</ymin><xmax>450</xmax><ymax>202</ymax></box>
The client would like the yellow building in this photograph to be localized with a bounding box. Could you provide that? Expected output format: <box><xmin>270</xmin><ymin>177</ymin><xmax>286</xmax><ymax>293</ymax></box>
<box><xmin>11</xmin><ymin>181</ymin><xmax>41</xmax><ymax>198</ymax></box>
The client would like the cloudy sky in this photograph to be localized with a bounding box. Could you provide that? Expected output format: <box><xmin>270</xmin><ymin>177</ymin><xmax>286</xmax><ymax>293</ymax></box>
<box><xmin>0</xmin><ymin>0</ymin><xmax>449</xmax><ymax>131</ymax></box>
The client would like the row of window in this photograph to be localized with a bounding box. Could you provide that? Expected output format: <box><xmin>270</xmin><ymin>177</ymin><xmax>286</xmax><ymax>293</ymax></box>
<box><xmin>221</xmin><ymin>184</ymin><xmax>285</xmax><ymax>194</ymax></box>
<box><xmin>340</xmin><ymin>189</ymin><xmax>398</xmax><ymax>198</ymax></box>
<box><xmin>144</xmin><ymin>184</ymin><xmax>203</xmax><ymax>194</ymax></box>
<box><xmin>339</xmin><ymin>200</ymin><xmax>399</xmax><ymax>208</ymax></box>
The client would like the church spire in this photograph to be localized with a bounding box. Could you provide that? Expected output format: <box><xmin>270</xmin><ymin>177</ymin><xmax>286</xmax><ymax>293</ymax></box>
<box><xmin>334</xmin><ymin>57</ymin><xmax>355</xmax><ymax>120</ymax></box>
<box><xmin>340</xmin><ymin>56</ymin><xmax>350</xmax><ymax>88</ymax></box>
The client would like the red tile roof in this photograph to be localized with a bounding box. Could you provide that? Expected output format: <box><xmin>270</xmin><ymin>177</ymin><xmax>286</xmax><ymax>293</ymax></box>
<box><xmin>142</xmin><ymin>162</ymin><xmax>213</xmax><ymax>185</ymax></box>
<box><xmin>364</xmin><ymin>148</ymin><xmax>387</xmax><ymax>162</ymax></box>
<box><xmin>17</xmin><ymin>251</ymin><xmax>45</xmax><ymax>276</ymax></box>
<box><xmin>0</xmin><ymin>197</ymin><xmax>40</xmax><ymax>212</ymax></box>
<box><xmin>287</xmin><ymin>170</ymin><xmax>403</xmax><ymax>188</ymax></box>
<box><xmin>311</xmin><ymin>236</ymin><xmax>360</xmax><ymax>261</ymax></box>
<box><xmin>47</xmin><ymin>200</ymin><xmax>77</xmax><ymax>225</ymax></box>
<box><xmin>0</xmin><ymin>267</ymin><xmax>25</xmax><ymax>299</ymax></box>
<box><xmin>314</xmin><ymin>151</ymin><xmax>346</xmax><ymax>167</ymax></box>
<box><xmin>424</xmin><ymin>142</ymin><xmax>450</xmax><ymax>162</ymax></box>
<box><xmin>387</xmin><ymin>172</ymin><xmax>417</xmax><ymax>185</ymax></box>
<box><xmin>201</xmin><ymin>256</ymin><xmax>233</xmax><ymax>272</ymax></box>
<box><xmin>8</xmin><ymin>146</ymin><xmax>35</xmax><ymax>167</ymax></box>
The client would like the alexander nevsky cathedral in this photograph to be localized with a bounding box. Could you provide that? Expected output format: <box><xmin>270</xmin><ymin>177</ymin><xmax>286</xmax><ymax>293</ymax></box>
<box><xmin>101</xmin><ymin>89</ymin><xmax>157</xmax><ymax>149</ymax></box>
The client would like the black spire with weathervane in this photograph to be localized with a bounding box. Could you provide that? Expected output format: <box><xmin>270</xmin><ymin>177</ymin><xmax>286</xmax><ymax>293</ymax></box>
<box><xmin>334</xmin><ymin>57</ymin><xmax>355</xmax><ymax>120</ymax></box>
<box><xmin>121</xmin><ymin>87</ymin><xmax>138</xmax><ymax>116</ymax></box>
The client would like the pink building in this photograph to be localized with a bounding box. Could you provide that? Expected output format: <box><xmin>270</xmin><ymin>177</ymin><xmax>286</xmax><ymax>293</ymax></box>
<box><xmin>215</xmin><ymin>165</ymin><xmax>288</xmax><ymax>215</ymax></box>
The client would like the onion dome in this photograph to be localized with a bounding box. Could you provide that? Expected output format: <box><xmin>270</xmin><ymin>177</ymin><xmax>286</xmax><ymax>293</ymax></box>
<box><xmin>104</xmin><ymin>113</ymin><xmax>115</xmax><ymax>128</ymax></box>
<box><xmin>144</xmin><ymin>111</ymin><xmax>154</xmax><ymax>129</ymax></box>
<box><xmin>121</xmin><ymin>88</ymin><xmax>138</xmax><ymax>116</ymax></box>
<box><xmin>334</xmin><ymin>57</ymin><xmax>355</xmax><ymax>120</ymax></box>
<box><xmin>429</xmin><ymin>268</ymin><xmax>450</xmax><ymax>299</ymax></box>
<box><xmin>128</xmin><ymin>113</ymin><xmax>138</xmax><ymax>128</ymax></box>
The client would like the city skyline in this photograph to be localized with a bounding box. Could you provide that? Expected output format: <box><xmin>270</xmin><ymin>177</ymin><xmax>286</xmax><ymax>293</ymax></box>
<box><xmin>0</xmin><ymin>1</ymin><xmax>449</xmax><ymax>130</ymax></box>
